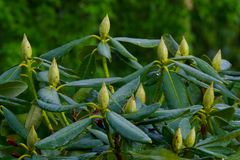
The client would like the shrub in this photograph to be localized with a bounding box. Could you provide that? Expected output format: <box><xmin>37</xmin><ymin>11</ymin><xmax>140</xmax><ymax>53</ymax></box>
<box><xmin>1</xmin><ymin>15</ymin><xmax>240</xmax><ymax>160</ymax></box>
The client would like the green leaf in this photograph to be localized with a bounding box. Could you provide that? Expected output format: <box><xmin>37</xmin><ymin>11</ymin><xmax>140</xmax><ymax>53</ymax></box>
<box><xmin>109</xmin><ymin>77</ymin><xmax>140</xmax><ymax>113</ymax></box>
<box><xmin>0</xmin><ymin>95</ymin><xmax>29</xmax><ymax>108</ymax></box>
<box><xmin>174</xmin><ymin>61</ymin><xmax>223</xmax><ymax>84</ymax></box>
<box><xmin>193</xmin><ymin>57</ymin><xmax>223</xmax><ymax>82</ymax></box>
<box><xmin>88</xmin><ymin>128</ymin><xmax>109</xmax><ymax>144</ymax></box>
<box><xmin>66</xmin><ymin>137</ymin><xmax>104</xmax><ymax>149</ymax></box>
<box><xmin>162</xmin><ymin>70</ymin><xmax>189</xmax><ymax>108</ymax></box>
<box><xmin>214</xmin><ymin>83</ymin><xmax>239</xmax><ymax>100</ymax></box>
<box><xmin>211</xmin><ymin>106</ymin><xmax>235</xmax><ymax>121</ymax></box>
<box><xmin>123</xmin><ymin>103</ymin><xmax>160</xmax><ymax>121</ymax></box>
<box><xmin>0</xmin><ymin>81</ymin><xmax>28</xmax><ymax>98</ymax></box>
<box><xmin>0</xmin><ymin>66</ymin><xmax>21</xmax><ymax>83</ymax></box>
<box><xmin>162</xmin><ymin>34</ymin><xmax>179</xmax><ymax>56</ymax></box>
<box><xmin>113</xmin><ymin>37</ymin><xmax>159</xmax><ymax>48</ymax></box>
<box><xmin>2</xmin><ymin>107</ymin><xmax>28</xmax><ymax>139</ymax></box>
<box><xmin>35</xmin><ymin>118</ymin><xmax>91</xmax><ymax>149</ymax></box>
<box><xmin>196</xmin><ymin>146</ymin><xmax>233</xmax><ymax>158</ymax></box>
<box><xmin>106</xmin><ymin>111</ymin><xmax>151</xmax><ymax>143</ymax></box>
<box><xmin>79</xmin><ymin>53</ymin><xmax>96</xmax><ymax>79</ymax></box>
<box><xmin>140</xmin><ymin>105</ymin><xmax>202</xmax><ymax>125</ymax></box>
<box><xmin>128</xmin><ymin>148</ymin><xmax>178</xmax><ymax>160</ymax></box>
<box><xmin>38</xmin><ymin>87</ymin><xmax>60</xmax><ymax>104</ymax></box>
<box><xmin>98</xmin><ymin>41</ymin><xmax>111</xmax><ymax>60</ymax></box>
<box><xmin>120</xmin><ymin>62</ymin><xmax>154</xmax><ymax>83</ymax></box>
<box><xmin>36</xmin><ymin>99</ymin><xmax>87</xmax><ymax>112</ymax></box>
<box><xmin>25</xmin><ymin>104</ymin><xmax>42</xmax><ymax>131</ymax></box>
<box><xmin>109</xmin><ymin>37</ymin><xmax>137</xmax><ymax>61</ymax></box>
<box><xmin>40</xmin><ymin>35</ymin><xmax>92</xmax><ymax>60</ymax></box>
<box><xmin>62</xmin><ymin>77</ymin><xmax>122</xmax><ymax>87</ymax></box>
<box><xmin>114</xmin><ymin>50</ymin><xmax>142</xmax><ymax>69</ymax></box>
<box><xmin>196</xmin><ymin>129</ymin><xmax>240</xmax><ymax>147</ymax></box>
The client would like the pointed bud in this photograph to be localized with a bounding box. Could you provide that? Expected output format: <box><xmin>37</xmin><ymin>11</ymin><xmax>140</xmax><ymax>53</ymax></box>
<box><xmin>203</xmin><ymin>82</ymin><xmax>214</xmax><ymax>109</ymax></box>
<box><xmin>48</xmin><ymin>58</ymin><xmax>60</xmax><ymax>87</ymax></box>
<box><xmin>172</xmin><ymin>128</ymin><xmax>183</xmax><ymax>153</ymax></box>
<box><xmin>21</xmin><ymin>34</ymin><xmax>32</xmax><ymax>60</ymax></box>
<box><xmin>185</xmin><ymin>127</ymin><xmax>196</xmax><ymax>147</ymax></box>
<box><xmin>212</xmin><ymin>50</ymin><xmax>222</xmax><ymax>72</ymax></box>
<box><xmin>179</xmin><ymin>36</ymin><xmax>189</xmax><ymax>56</ymax></box>
<box><xmin>175</xmin><ymin>48</ymin><xmax>181</xmax><ymax>57</ymax></box>
<box><xmin>135</xmin><ymin>83</ymin><xmax>146</xmax><ymax>104</ymax></box>
<box><xmin>124</xmin><ymin>95</ymin><xmax>137</xmax><ymax>113</ymax></box>
<box><xmin>99</xmin><ymin>15</ymin><xmax>110</xmax><ymax>39</ymax></box>
<box><xmin>27</xmin><ymin>126</ymin><xmax>39</xmax><ymax>150</ymax></box>
<box><xmin>157</xmin><ymin>37</ymin><xmax>168</xmax><ymax>62</ymax></box>
<box><xmin>98</xmin><ymin>83</ymin><xmax>109</xmax><ymax>109</ymax></box>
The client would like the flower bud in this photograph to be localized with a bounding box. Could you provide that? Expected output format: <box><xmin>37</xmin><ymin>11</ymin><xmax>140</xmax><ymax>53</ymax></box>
<box><xmin>212</xmin><ymin>50</ymin><xmax>222</xmax><ymax>72</ymax></box>
<box><xmin>185</xmin><ymin>127</ymin><xmax>196</xmax><ymax>147</ymax></box>
<box><xmin>98</xmin><ymin>83</ymin><xmax>109</xmax><ymax>109</ymax></box>
<box><xmin>135</xmin><ymin>83</ymin><xmax>146</xmax><ymax>104</ymax></box>
<box><xmin>27</xmin><ymin>126</ymin><xmax>39</xmax><ymax>150</ymax></box>
<box><xmin>172</xmin><ymin>128</ymin><xmax>183</xmax><ymax>153</ymax></box>
<box><xmin>157</xmin><ymin>37</ymin><xmax>168</xmax><ymax>62</ymax></box>
<box><xmin>124</xmin><ymin>95</ymin><xmax>137</xmax><ymax>113</ymax></box>
<box><xmin>48</xmin><ymin>58</ymin><xmax>60</xmax><ymax>87</ymax></box>
<box><xmin>203</xmin><ymin>82</ymin><xmax>214</xmax><ymax>109</ymax></box>
<box><xmin>179</xmin><ymin>36</ymin><xmax>189</xmax><ymax>56</ymax></box>
<box><xmin>99</xmin><ymin>15</ymin><xmax>110</xmax><ymax>39</ymax></box>
<box><xmin>21</xmin><ymin>34</ymin><xmax>32</xmax><ymax>60</ymax></box>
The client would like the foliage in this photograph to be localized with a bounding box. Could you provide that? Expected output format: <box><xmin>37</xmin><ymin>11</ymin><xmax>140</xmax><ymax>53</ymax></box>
<box><xmin>1</xmin><ymin>0</ymin><xmax>240</xmax><ymax>74</ymax></box>
<box><xmin>1</xmin><ymin>15</ymin><xmax>240</xmax><ymax>160</ymax></box>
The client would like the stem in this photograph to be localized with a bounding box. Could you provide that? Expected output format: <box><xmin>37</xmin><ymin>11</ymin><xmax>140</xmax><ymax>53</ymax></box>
<box><xmin>25</xmin><ymin>60</ymin><xmax>53</xmax><ymax>132</ymax></box>
<box><xmin>61</xmin><ymin>112</ymin><xmax>70</xmax><ymax>126</ymax></box>
<box><xmin>102</xmin><ymin>57</ymin><xmax>110</xmax><ymax>78</ymax></box>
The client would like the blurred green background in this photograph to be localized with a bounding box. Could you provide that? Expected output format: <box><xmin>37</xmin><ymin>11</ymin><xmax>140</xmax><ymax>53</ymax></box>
<box><xmin>1</xmin><ymin>0</ymin><xmax>240</xmax><ymax>74</ymax></box>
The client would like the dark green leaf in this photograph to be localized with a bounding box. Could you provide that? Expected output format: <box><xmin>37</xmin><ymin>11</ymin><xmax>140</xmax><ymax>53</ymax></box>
<box><xmin>62</xmin><ymin>77</ymin><xmax>122</xmax><ymax>87</ymax></box>
<box><xmin>0</xmin><ymin>66</ymin><xmax>21</xmax><ymax>83</ymax></box>
<box><xmin>109</xmin><ymin>37</ymin><xmax>137</xmax><ymax>61</ymax></box>
<box><xmin>113</xmin><ymin>37</ymin><xmax>159</xmax><ymax>48</ymax></box>
<box><xmin>2</xmin><ymin>107</ymin><xmax>28</xmax><ymax>139</ymax></box>
<box><xmin>106</xmin><ymin>111</ymin><xmax>151</xmax><ymax>143</ymax></box>
<box><xmin>162</xmin><ymin>70</ymin><xmax>189</xmax><ymax>108</ymax></box>
<box><xmin>0</xmin><ymin>81</ymin><xmax>28</xmax><ymax>98</ymax></box>
<box><xmin>123</xmin><ymin>103</ymin><xmax>160</xmax><ymax>121</ymax></box>
<box><xmin>88</xmin><ymin>128</ymin><xmax>109</xmax><ymax>144</ymax></box>
<box><xmin>109</xmin><ymin>77</ymin><xmax>140</xmax><ymax>113</ymax></box>
<box><xmin>174</xmin><ymin>61</ymin><xmax>223</xmax><ymax>84</ymax></box>
<box><xmin>66</xmin><ymin>137</ymin><xmax>103</xmax><ymax>149</ymax></box>
<box><xmin>37</xmin><ymin>99</ymin><xmax>87</xmax><ymax>112</ymax></box>
<box><xmin>35</xmin><ymin>118</ymin><xmax>91</xmax><ymax>149</ymax></box>
<box><xmin>162</xmin><ymin>34</ymin><xmax>179</xmax><ymax>56</ymax></box>
<box><xmin>40</xmin><ymin>35</ymin><xmax>92</xmax><ymax>60</ymax></box>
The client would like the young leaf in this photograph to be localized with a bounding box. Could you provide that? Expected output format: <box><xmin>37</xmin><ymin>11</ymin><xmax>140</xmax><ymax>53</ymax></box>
<box><xmin>106</xmin><ymin>111</ymin><xmax>151</xmax><ymax>143</ymax></box>
<box><xmin>35</xmin><ymin>118</ymin><xmax>91</xmax><ymax>149</ymax></box>
<box><xmin>38</xmin><ymin>87</ymin><xmax>61</xmax><ymax>104</ymax></box>
<box><xmin>88</xmin><ymin>128</ymin><xmax>109</xmax><ymax>144</ymax></box>
<box><xmin>98</xmin><ymin>41</ymin><xmax>111</xmax><ymax>60</ymax></box>
<box><xmin>25</xmin><ymin>104</ymin><xmax>42</xmax><ymax>131</ymax></box>
<box><xmin>162</xmin><ymin>34</ymin><xmax>179</xmax><ymax>56</ymax></box>
<box><xmin>79</xmin><ymin>53</ymin><xmax>96</xmax><ymax>79</ymax></box>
